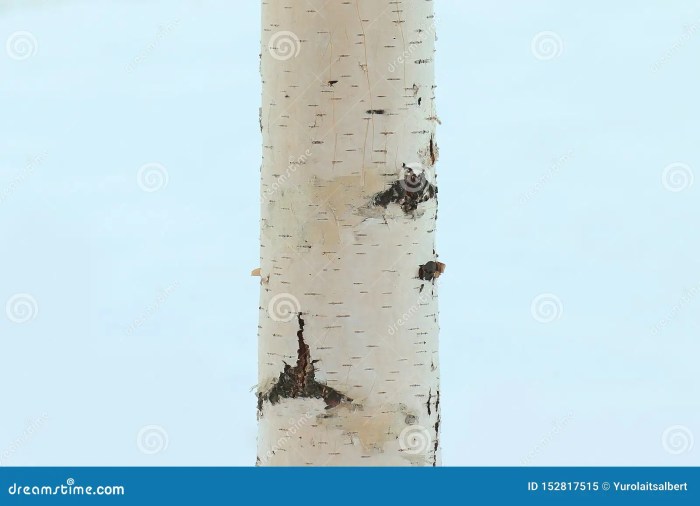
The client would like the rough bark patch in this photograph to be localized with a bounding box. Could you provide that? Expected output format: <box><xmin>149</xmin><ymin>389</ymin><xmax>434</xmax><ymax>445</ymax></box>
<box><xmin>371</xmin><ymin>167</ymin><xmax>437</xmax><ymax>214</ymax></box>
<box><xmin>258</xmin><ymin>313</ymin><xmax>352</xmax><ymax>414</ymax></box>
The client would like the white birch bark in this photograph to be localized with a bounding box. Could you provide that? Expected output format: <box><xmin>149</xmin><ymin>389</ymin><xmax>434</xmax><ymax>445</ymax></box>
<box><xmin>257</xmin><ymin>0</ymin><xmax>441</xmax><ymax>466</ymax></box>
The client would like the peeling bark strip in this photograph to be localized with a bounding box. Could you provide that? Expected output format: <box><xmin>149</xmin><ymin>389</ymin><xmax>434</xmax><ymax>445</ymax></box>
<box><xmin>259</xmin><ymin>0</ymin><xmax>440</xmax><ymax>466</ymax></box>
<box><xmin>258</xmin><ymin>314</ymin><xmax>351</xmax><ymax>413</ymax></box>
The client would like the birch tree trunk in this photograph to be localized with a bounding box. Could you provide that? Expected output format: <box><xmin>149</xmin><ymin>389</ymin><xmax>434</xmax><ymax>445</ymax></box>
<box><xmin>257</xmin><ymin>0</ymin><xmax>441</xmax><ymax>466</ymax></box>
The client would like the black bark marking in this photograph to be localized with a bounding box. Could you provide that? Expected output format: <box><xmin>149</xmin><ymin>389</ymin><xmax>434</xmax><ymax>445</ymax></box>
<box><xmin>328</xmin><ymin>80</ymin><xmax>338</xmax><ymax>86</ymax></box>
<box><xmin>366</xmin><ymin>109</ymin><xmax>386</xmax><ymax>114</ymax></box>
<box><xmin>428</xmin><ymin>135</ymin><xmax>438</xmax><ymax>165</ymax></box>
<box><xmin>426</xmin><ymin>389</ymin><xmax>432</xmax><ymax>416</ymax></box>
<box><xmin>257</xmin><ymin>313</ymin><xmax>351</xmax><ymax>415</ymax></box>
<box><xmin>432</xmin><ymin>390</ymin><xmax>440</xmax><ymax>467</ymax></box>
<box><xmin>371</xmin><ymin>164</ymin><xmax>437</xmax><ymax>214</ymax></box>
<box><xmin>418</xmin><ymin>261</ymin><xmax>445</xmax><ymax>281</ymax></box>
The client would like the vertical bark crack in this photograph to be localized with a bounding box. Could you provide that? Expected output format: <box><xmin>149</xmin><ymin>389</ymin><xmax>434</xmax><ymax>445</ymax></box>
<box><xmin>428</xmin><ymin>135</ymin><xmax>438</xmax><ymax>165</ymax></box>
<box><xmin>258</xmin><ymin>313</ymin><xmax>352</xmax><ymax>415</ymax></box>
<box><xmin>432</xmin><ymin>390</ymin><xmax>440</xmax><ymax>467</ymax></box>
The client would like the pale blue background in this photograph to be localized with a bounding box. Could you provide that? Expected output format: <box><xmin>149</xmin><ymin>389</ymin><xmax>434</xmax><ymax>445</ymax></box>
<box><xmin>1</xmin><ymin>0</ymin><xmax>698</xmax><ymax>466</ymax></box>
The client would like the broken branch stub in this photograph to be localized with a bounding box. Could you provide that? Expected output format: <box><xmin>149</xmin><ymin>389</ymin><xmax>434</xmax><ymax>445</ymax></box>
<box><xmin>418</xmin><ymin>261</ymin><xmax>446</xmax><ymax>281</ymax></box>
